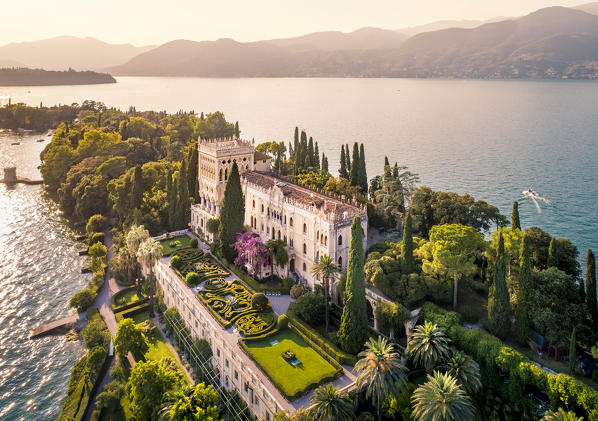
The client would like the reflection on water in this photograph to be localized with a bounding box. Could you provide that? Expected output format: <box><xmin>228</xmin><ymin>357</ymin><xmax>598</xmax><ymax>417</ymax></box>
<box><xmin>0</xmin><ymin>133</ymin><xmax>88</xmax><ymax>420</ymax></box>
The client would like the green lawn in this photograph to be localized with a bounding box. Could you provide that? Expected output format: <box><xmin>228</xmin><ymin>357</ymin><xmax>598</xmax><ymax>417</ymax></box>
<box><xmin>160</xmin><ymin>235</ymin><xmax>194</xmax><ymax>256</ymax></box>
<box><xmin>114</xmin><ymin>289</ymin><xmax>144</xmax><ymax>307</ymax></box>
<box><xmin>242</xmin><ymin>329</ymin><xmax>340</xmax><ymax>399</ymax></box>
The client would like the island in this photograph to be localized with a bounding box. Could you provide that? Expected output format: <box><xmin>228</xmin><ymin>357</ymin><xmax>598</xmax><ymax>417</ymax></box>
<box><xmin>0</xmin><ymin>67</ymin><xmax>116</xmax><ymax>86</ymax></box>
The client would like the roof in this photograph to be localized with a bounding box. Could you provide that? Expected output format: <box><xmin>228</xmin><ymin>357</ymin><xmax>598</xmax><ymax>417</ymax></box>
<box><xmin>254</xmin><ymin>151</ymin><xmax>272</xmax><ymax>161</ymax></box>
<box><xmin>241</xmin><ymin>171</ymin><xmax>363</xmax><ymax>220</ymax></box>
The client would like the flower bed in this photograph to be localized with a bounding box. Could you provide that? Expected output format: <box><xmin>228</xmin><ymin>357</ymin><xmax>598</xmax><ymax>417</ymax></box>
<box><xmin>197</xmin><ymin>279</ymin><xmax>276</xmax><ymax>337</ymax></box>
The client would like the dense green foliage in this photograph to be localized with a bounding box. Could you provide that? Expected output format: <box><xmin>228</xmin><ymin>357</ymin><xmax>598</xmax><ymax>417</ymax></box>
<box><xmin>587</xmin><ymin>249</ymin><xmax>598</xmax><ymax>330</ymax></box>
<box><xmin>128</xmin><ymin>359</ymin><xmax>182</xmax><ymax>420</ymax></box>
<box><xmin>309</xmin><ymin>384</ymin><xmax>354</xmax><ymax>421</ymax></box>
<box><xmin>408</xmin><ymin>321</ymin><xmax>451</xmax><ymax>373</ymax></box>
<box><xmin>0</xmin><ymin>101</ymin><xmax>81</xmax><ymax>130</ymax></box>
<box><xmin>512</xmin><ymin>201</ymin><xmax>521</xmax><ymax>230</ymax></box>
<box><xmin>0</xmin><ymin>68</ymin><xmax>115</xmax><ymax>86</ymax></box>
<box><xmin>515</xmin><ymin>233</ymin><xmax>533</xmax><ymax>345</ymax></box>
<box><xmin>114</xmin><ymin>318</ymin><xmax>149</xmax><ymax>361</ymax></box>
<box><xmin>402</xmin><ymin>212</ymin><xmax>415</xmax><ymax>274</ymax></box>
<box><xmin>338</xmin><ymin>217</ymin><xmax>370</xmax><ymax>354</ymax></box>
<box><xmin>168</xmin><ymin>383</ymin><xmax>221</xmax><ymax>421</ymax></box>
<box><xmin>410</xmin><ymin>186</ymin><xmax>507</xmax><ymax>237</ymax></box>
<box><xmin>411</xmin><ymin>371</ymin><xmax>474</xmax><ymax>421</ymax></box>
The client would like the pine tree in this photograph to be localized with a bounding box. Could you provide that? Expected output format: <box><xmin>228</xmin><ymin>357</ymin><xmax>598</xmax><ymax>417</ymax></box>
<box><xmin>308</xmin><ymin>136</ymin><xmax>315</xmax><ymax>167</ymax></box>
<box><xmin>314</xmin><ymin>142</ymin><xmax>320</xmax><ymax>168</ymax></box>
<box><xmin>131</xmin><ymin>165</ymin><xmax>144</xmax><ymax>210</ymax></box>
<box><xmin>488</xmin><ymin>232</ymin><xmax>511</xmax><ymax>340</ymax></box>
<box><xmin>218</xmin><ymin>162</ymin><xmax>245</xmax><ymax>261</ymax></box>
<box><xmin>547</xmin><ymin>237</ymin><xmax>559</xmax><ymax>268</ymax></box>
<box><xmin>234</xmin><ymin>121</ymin><xmax>240</xmax><ymax>138</ymax></box>
<box><xmin>178</xmin><ymin>158</ymin><xmax>190</xmax><ymax>228</ymax></box>
<box><xmin>359</xmin><ymin>143</ymin><xmax>368</xmax><ymax>193</ymax></box>
<box><xmin>569</xmin><ymin>328</ymin><xmax>577</xmax><ymax>374</ymax></box>
<box><xmin>349</xmin><ymin>142</ymin><xmax>360</xmax><ymax>187</ymax></box>
<box><xmin>339</xmin><ymin>146</ymin><xmax>348</xmax><ymax>178</ymax></box>
<box><xmin>515</xmin><ymin>233</ymin><xmax>532</xmax><ymax>345</ymax></box>
<box><xmin>512</xmin><ymin>201</ymin><xmax>521</xmax><ymax>230</ymax></box>
<box><xmin>586</xmin><ymin>249</ymin><xmax>597</xmax><ymax>329</ymax></box>
<box><xmin>338</xmin><ymin>216</ymin><xmax>369</xmax><ymax>354</ymax></box>
<box><xmin>402</xmin><ymin>212</ymin><xmax>414</xmax><ymax>274</ymax></box>
<box><xmin>187</xmin><ymin>146</ymin><xmax>198</xmax><ymax>202</ymax></box>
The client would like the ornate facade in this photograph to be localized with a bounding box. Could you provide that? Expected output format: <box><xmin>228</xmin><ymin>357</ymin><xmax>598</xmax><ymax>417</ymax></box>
<box><xmin>191</xmin><ymin>136</ymin><xmax>368</xmax><ymax>288</ymax></box>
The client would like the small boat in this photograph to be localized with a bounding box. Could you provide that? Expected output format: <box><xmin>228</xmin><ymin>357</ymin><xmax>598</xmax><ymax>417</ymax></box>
<box><xmin>37</xmin><ymin>139</ymin><xmax>45</xmax><ymax>142</ymax></box>
<box><xmin>11</xmin><ymin>142</ymin><xmax>20</xmax><ymax>145</ymax></box>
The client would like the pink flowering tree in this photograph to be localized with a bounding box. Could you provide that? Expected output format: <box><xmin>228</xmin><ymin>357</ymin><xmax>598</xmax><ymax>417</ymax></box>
<box><xmin>233</xmin><ymin>232</ymin><xmax>269</xmax><ymax>276</ymax></box>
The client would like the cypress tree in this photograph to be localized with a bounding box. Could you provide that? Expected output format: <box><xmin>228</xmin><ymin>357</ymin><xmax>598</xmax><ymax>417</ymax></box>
<box><xmin>321</xmin><ymin>153</ymin><xmax>328</xmax><ymax>173</ymax></box>
<box><xmin>349</xmin><ymin>142</ymin><xmax>360</xmax><ymax>186</ymax></box>
<box><xmin>131</xmin><ymin>165</ymin><xmax>144</xmax><ymax>210</ymax></box>
<box><xmin>172</xmin><ymin>173</ymin><xmax>180</xmax><ymax>228</ymax></box>
<box><xmin>512</xmin><ymin>201</ymin><xmax>521</xmax><ymax>230</ymax></box>
<box><xmin>569</xmin><ymin>328</ymin><xmax>577</xmax><ymax>374</ymax></box>
<box><xmin>383</xmin><ymin>156</ymin><xmax>391</xmax><ymax>179</ymax></box>
<box><xmin>187</xmin><ymin>146</ymin><xmax>198</xmax><ymax>202</ymax></box>
<box><xmin>338</xmin><ymin>216</ymin><xmax>369</xmax><ymax>354</ymax></box>
<box><xmin>515</xmin><ymin>233</ymin><xmax>532</xmax><ymax>345</ymax></box>
<box><xmin>293</xmin><ymin>127</ymin><xmax>299</xmax><ymax>159</ymax></box>
<box><xmin>307</xmin><ymin>137</ymin><xmax>315</xmax><ymax>167</ymax></box>
<box><xmin>359</xmin><ymin>143</ymin><xmax>368</xmax><ymax>193</ymax></box>
<box><xmin>402</xmin><ymin>212</ymin><xmax>414</xmax><ymax>274</ymax></box>
<box><xmin>218</xmin><ymin>162</ymin><xmax>245</xmax><ymax>262</ymax></box>
<box><xmin>166</xmin><ymin>168</ymin><xmax>175</xmax><ymax>231</ymax></box>
<box><xmin>392</xmin><ymin>163</ymin><xmax>399</xmax><ymax>178</ymax></box>
<box><xmin>586</xmin><ymin>249</ymin><xmax>597</xmax><ymax>328</ymax></box>
<box><xmin>547</xmin><ymin>237</ymin><xmax>559</xmax><ymax>268</ymax></box>
<box><xmin>339</xmin><ymin>146</ymin><xmax>348</xmax><ymax>178</ymax></box>
<box><xmin>345</xmin><ymin>144</ymin><xmax>351</xmax><ymax>174</ymax></box>
<box><xmin>488</xmin><ymin>232</ymin><xmax>511</xmax><ymax>340</ymax></box>
<box><xmin>314</xmin><ymin>142</ymin><xmax>320</xmax><ymax>168</ymax></box>
<box><xmin>179</xmin><ymin>158</ymin><xmax>190</xmax><ymax>227</ymax></box>
<box><xmin>234</xmin><ymin>121</ymin><xmax>240</xmax><ymax>138</ymax></box>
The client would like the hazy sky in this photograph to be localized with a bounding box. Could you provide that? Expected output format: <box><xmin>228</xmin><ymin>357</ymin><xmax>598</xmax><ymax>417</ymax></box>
<box><xmin>1</xmin><ymin>0</ymin><xmax>587</xmax><ymax>46</ymax></box>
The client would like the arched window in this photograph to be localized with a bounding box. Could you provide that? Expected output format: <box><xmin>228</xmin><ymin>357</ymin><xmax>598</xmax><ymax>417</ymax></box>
<box><xmin>225</xmin><ymin>168</ymin><xmax>228</xmax><ymax>180</ymax></box>
<box><xmin>303</xmin><ymin>263</ymin><xmax>307</xmax><ymax>272</ymax></box>
<box><xmin>303</xmin><ymin>223</ymin><xmax>307</xmax><ymax>234</ymax></box>
<box><xmin>219</xmin><ymin>169</ymin><xmax>223</xmax><ymax>181</ymax></box>
<box><xmin>289</xmin><ymin>217</ymin><xmax>293</xmax><ymax>227</ymax></box>
<box><xmin>338</xmin><ymin>235</ymin><xmax>343</xmax><ymax>246</ymax></box>
<box><xmin>303</xmin><ymin>243</ymin><xmax>307</xmax><ymax>254</ymax></box>
<box><xmin>278</xmin><ymin>231</ymin><xmax>281</xmax><ymax>240</ymax></box>
<box><xmin>338</xmin><ymin>256</ymin><xmax>343</xmax><ymax>267</ymax></box>
<box><xmin>284</xmin><ymin>215</ymin><xmax>287</xmax><ymax>224</ymax></box>
<box><xmin>261</xmin><ymin>204</ymin><xmax>264</xmax><ymax>213</ymax></box>
<box><xmin>252</xmin><ymin>199</ymin><xmax>255</xmax><ymax>209</ymax></box>
<box><xmin>245</xmin><ymin>165</ymin><xmax>249</xmax><ymax>170</ymax></box>
<box><xmin>325</xmin><ymin>236</ymin><xmax>328</xmax><ymax>246</ymax></box>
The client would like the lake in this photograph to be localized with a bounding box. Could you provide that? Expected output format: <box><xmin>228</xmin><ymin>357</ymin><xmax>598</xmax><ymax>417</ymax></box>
<box><xmin>1</xmin><ymin>77</ymin><xmax>597</xmax><ymax>419</ymax></box>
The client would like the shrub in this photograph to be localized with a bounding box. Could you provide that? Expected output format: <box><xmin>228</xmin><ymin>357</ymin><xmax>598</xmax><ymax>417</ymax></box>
<box><xmin>70</xmin><ymin>289</ymin><xmax>96</xmax><ymax>313</ymax></box>
<box><xmin>89</xmin><ymin>232</ymin><xmax>104</xmax><ymax>246</ymax></box>
<box><xmin>357</xmin><ymin>412</ymin><xmax>375</xmax><ymax>421</ymax></box>
<box><xmin>251</xmin><ymin>293</ymin><xmax>269</xmax><ymax>312</ymax></box>
<box><xmin>185</xmin><ymin>271</ymin><xmax>200</xmax><ymax>286</ymax></box>
<box><xmin>593</xmin><ymin>370</ymin><xmax>598</xmax><ymax>385</ymax></box>
<box><xmin>190</xmin><ymin>238</ymin><xmax>198</xmax><ymax>248</ymax></box>
<box><xmin>87</xmin><ymin>345</ymin><xmax>107</xmax><ymax>374</ymax></box>
<box><xmin>290</xmin><ymin>284</ymin><xmax>307</xmax><ymax>299</ymax></box>
<box><xmin>170</xmin><ymin>255</ymin><xmax>182</xmax><ymax>270</ymax></box>
<box><xmin>458</xmin><ymin>304</ymin><xmax>482</xmax><ymax>323</ymax></box>
<box><xmin>86</xmin><ymin>214</ymin><xmax>105</xmax><ymax>237</ymax></box>
<box><xmin>278</xmin><ymin>314</ymin><xmax>289</xmax><ymax>329</ymax></box>
<box><xmin>282</xmin><ymin>276</ymin><xmax>294</xmax><ymax>291</ymax></box>
<box><xmin>293</xmin><ymin>294</ymin><xmax>325</xmax><ymax>326</ymax></box>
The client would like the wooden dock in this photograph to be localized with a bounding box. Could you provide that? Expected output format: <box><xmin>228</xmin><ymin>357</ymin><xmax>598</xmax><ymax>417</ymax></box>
<box><xmin>30</xmin><ymin>313</ymin><xmax>81</xmax><ymax>339</ymax></box>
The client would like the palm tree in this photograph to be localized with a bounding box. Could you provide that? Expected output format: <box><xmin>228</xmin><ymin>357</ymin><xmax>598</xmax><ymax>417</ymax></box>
<box><xmin>541</xmin><ymin>408</ymin><xmax>584</xmax><ymax>421</ymax></box>
<box><xmin>408</xmin><ymin>321</ymin><xmax>451</xmax><ymax>373</ymax></box>
<box><xmin>354</xmin><ymin>336</ymin><xmax>407</xmax><ymax>421</ymax></box>
<box><xmin>310</xmin><ymin>254</ymin><xmax>341</xmax><ymax>332</ymax></box>
<box><xmin>266</xmin><ymin>239</ymin><xmax>289</xmax><ymax>282</ymax></box>
<box><xmin>440</xmin><ymin>351</ymin><xmax>481</xmax><ymax>394</ymax></box>
<box><xmin>126</xmin><ymin>225</ymin><xmax>150</xmax><ymax>296</ymax></box>
<box><xmin>309</xmin><ymin>383</ymin><xmax>354</xmax><ymax>421</ymax></box>
<box><xmin>136</xmin><ymin>238</ymin><xmax>163</xmax><ymax>317</ymax></box>
<box><xmin>412</xmin><ymin>371</ymin><xmax>474</xmax><ymax>421</ymax></box>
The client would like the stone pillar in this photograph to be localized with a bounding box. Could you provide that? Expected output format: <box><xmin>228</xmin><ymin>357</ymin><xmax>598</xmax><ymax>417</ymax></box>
<box><xmin>3</xmin><ymin>167</ymin><xmax>17</xmax><ymax>183</ymax></box>
<box><xmin>372</xmin><ymin>301</ymin><xmax>379</xmax><ymax>331</ymax></box>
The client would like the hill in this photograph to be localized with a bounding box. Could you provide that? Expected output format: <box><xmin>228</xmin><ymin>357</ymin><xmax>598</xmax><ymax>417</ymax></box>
<box><xmin>0</xmin><ymin>59</ymin><xmax>27</xmax><ymax>68</ymax></box>
<box><xmin>0</xmin><ymin>36</ymin><xmax>154</xmax><ymax>71</ymax></box>
<box><xmin>396</xmin><ymin>17</ymin><xmax>510</xmax><ymax>37</ymax></box>
<box><xmin>0</xmin><ymin>68</ymin><xmax>116</xmax><ymax>86</ymax></box>
<box><xmin>574</xmin><ymin>2</ymin><xmax>598</xmax><ymax>15</ymax></box>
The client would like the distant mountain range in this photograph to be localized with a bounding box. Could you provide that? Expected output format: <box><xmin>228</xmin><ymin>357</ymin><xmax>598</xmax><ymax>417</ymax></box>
<box><xmin>0</xmin><ymin>36</ymin><xmax>154</xmax><ymax>71</ymax></box>
<box><xmin>3</xmin><ymin>3</ymin><xmax>598</xmax><ymax>79</ymax></box>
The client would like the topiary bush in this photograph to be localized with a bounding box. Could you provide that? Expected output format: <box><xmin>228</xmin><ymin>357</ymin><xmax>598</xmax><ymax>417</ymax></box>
<box><xmin>293</xmin><ymin>293</ymin><xmax>325</xmax><ymax>326</ymax></box>
<box><xmin>89</xmin><ymin>232</ymin><xmax>104</xmax><ymax>246</ymax></box>
<box><xmin>278</xmin><ymin>314</ymin><xmax>289</xmax><ymax>329</ymax></box>
<box><xmin>251</xmin><ymin>293</ymin><xmax>269</xmax><ymax>312</ymax></box>
<box><xmin>290</xmin><ymin>284</ymin><xmax>307</xmax><ymax>299</ymax></box>
<box><xmin>185</xmin><ymin>271</ymin><xmax>200</xmax><ymax>286</ymax></box>
<box><xmin>282</xmin><ymin>277</ymin><xmax>294</xmax><ymax>291</ymax></box>
<box><xmin>190</xmin><ymin>238</ymin><xmax>198</xmax><ymax>248</ymax></box>
<box><xmin>70</xmin><ymin>289</ymin><xmax>96</xmax><ymax>313</ymax></box>
<box><xmin>170</xmin><ymin>255</ymin><xmax>182</xmax><ymax>270</ymax></box>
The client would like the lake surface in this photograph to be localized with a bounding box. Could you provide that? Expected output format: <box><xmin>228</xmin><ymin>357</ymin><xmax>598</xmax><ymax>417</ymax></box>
<box><xmin>1</xmin><ymin>77</ymin><xmax>598</xmax><ymax>418</ymax></box>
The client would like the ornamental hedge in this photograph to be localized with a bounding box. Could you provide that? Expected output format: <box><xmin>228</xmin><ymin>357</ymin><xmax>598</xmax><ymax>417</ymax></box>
<box><xmin>420</xmin><ymin>302</ymin><xmax>598</xmax><ymax>420</ymax></box>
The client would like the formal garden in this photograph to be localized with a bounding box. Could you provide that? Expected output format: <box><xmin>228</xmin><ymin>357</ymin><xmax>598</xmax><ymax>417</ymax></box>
<box><xmin>159</xmin><ymin>235</ymin><xmax>195</xmax><ymax>256</ymax></box>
